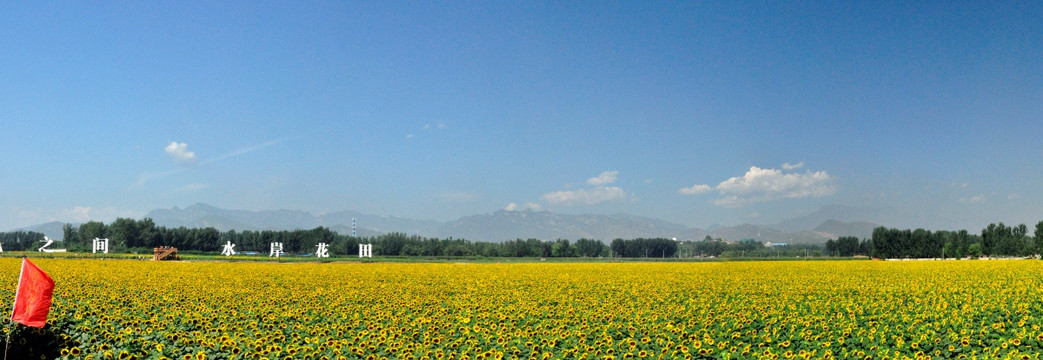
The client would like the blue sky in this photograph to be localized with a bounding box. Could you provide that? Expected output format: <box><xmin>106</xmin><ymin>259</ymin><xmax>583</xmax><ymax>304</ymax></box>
<box><xmin>2</xmin><ymin>1</ymin><xmax>1041</xmax><ymax>232</ymax></box>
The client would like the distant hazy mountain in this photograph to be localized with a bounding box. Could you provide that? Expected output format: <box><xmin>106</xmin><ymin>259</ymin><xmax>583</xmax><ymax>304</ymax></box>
<box><xmin>145</xmin><ymin>203</ymin><xmax>438</xmax><ymax>236</ymax></box>
<box><xmin>437</xmin><ymin>210</ymin><xmax>691</xmax><ymax>242</ymax></box>
<box><xmin>812</xmin><ymin>219</ymin><xmax>879</xmax><ymax>240</ymax></box>
<box><xmin>772</xmin><ymin>205</ymin><xmax>897</xmax><ymax>232</ymax></box>
<box><xmin>677</xmin><ymin>219</ymin><xmax>880</xmax><ymax>245</ymax></box>
<box><xmin>690</xmin><ymin>224</ymin><xmax>820</xmax><ymax>244</ymax></box>
<box><xmin>11</xmin><ymin>221</ymin><xmax>67</xmax><ymax>241</ymax></box>
<box><xmin>147</xmin><ymin>203</ymin><xmax>321</xmax><ymax>231</ymax></box>
<box><xmin>11</xmin><ymin>203</ymin><xmax>885</xmax><ymax>244</ymax></box>
<box><xmin>711</xmin><ymin>224</ymin><xmax>821</xmax><ymax>243</ymax></box>
<box><xmin>319</xmin><ymin>210</ymin><xmax>440</xmax><ymax>237</ymax></box>
<box><xmin>327</xmin><ymin>224</ymin><xmax>383</xmax><ymax>237</ymax></box>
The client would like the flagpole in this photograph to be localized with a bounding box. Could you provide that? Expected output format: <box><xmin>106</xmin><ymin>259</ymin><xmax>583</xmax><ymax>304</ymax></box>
<box><xmin>3</xmin><ymin>323</ymin><xmax>9</xmax><ymax>360</ymax></box>
<box><xmin>4</xmin><ymin>256</ymin><xmax>26</xmax><ymax>360</ymax></box>
<box><xmin>10</xmin><ymin>257</ymin><xmax>24</xmax><ymax>318</ymax></box>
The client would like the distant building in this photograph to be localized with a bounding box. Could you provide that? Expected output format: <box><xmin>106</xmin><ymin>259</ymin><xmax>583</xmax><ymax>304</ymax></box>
<box><xmin>764</xmin><ymin>242</ymin><xmax>788</xmax><ymax>247</ymax></box>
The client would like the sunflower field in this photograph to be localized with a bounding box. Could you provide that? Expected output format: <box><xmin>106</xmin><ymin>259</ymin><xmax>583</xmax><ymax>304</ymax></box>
<box><xmin>1</xmin><ymin>258</ymin><xmax>1042</xmax><ymax>360</ymax></box>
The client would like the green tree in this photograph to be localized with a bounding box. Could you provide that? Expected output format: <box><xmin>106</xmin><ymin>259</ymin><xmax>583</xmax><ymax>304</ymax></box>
<box><xmin>574</xmin><ymin>238</ymin><xmax>605</xmax><ymax>257</ymax></box>
<box><xmin>968</xmin><ymin>243</ymin><xmax>983</xmax><ymax>258</ymax></box>
<box><xmin>62</xmin><ymin>223</ymin><xmax>83</xmax><ymax>251</ymax></box>
<box><xmin>835</xmin><ymin>236</ymin><xmax>861</xmax><ymax>256</ymax></box>
<box><xmin>825</xmin><ymin>239</ymin><xmax>836</xmax><ymax>256</ymax></box>
<box><xmin>1035</xmin><ymin>221</ymin><xmax>1043</xmax><ymax>257</ymax></box>
<box><xmin>954</xmin><ymin>230</ymin><xmax>970</xmax><ymax>259</ymax></box>
<box><xmin>692</xmin><ymin>237</ymin><xmax>725</xmax><ymax>257</ymax></box>
<box><xmin>138</xmin><ymin>218</ymin><xmax>161</xmax><ymax>248</ymax></box>
<box><xmin>550</xmin><ymin>239</ymin><xmax>574</xmax><ymax>257</ymax></box>
<box><xmin>108</xmin><ymin>218</ymin><xmax>141</xmax><ymax>251</ymax></box>
<box><xmin>79</xmin><ymin>221</ymin><xmax>107</xmax><ymax>247</ymax></box>
<box><xmin>610</xmin><ymin>238</ymin><xmax>626</xmax><ymax>257</ymax></box>
<box><xmin>1014</xmin><ymin>224</ymin><xmax>1029</xmax><ymax>256</ymax></box>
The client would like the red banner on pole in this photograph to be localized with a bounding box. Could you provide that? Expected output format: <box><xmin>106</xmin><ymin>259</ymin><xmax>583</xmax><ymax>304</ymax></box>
<box><xmin>10</xmin><ymin>258</ymin><xmax>55</xmax><ymax>328</ymax></box>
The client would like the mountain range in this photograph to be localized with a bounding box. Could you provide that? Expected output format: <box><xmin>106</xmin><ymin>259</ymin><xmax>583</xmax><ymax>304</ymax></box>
<box><xmin>10</xmin><ymin>203</ymin><xmax>889</xmax><ymax>244</ymax></box>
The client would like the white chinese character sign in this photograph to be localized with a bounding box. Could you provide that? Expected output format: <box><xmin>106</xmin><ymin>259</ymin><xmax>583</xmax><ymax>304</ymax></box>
<box><xmin>37</xmin><ymin>236</ymin><xmax>55</xmax><ymax>252</ymax></box>
<box><xmin>92</xmin><ymin>238</ymin><xmax>109</xmax><ymax>254</ymax></box>
<box><xmin>316</xmin><ymin>243</ymin><xmax>329</xmax><ymax>258</ymax></box>
<box><xmin>269</xmin><ymin>242</ymin><xmax>284</xmax><ymax>258</ymax></box>
<box><xmin>221</xmin><ymin>241</ymin><xmax>236</xmax><ymax>256</ymax></box>
<box><xmin>37</xmin><ymin>236</ymin><xmax>67</xmax><ymax>253</ymax></box>
<box><xmin>359</xmin><ymin>244</ymin><xmax>372</xmax><ymax>258</ymax></box>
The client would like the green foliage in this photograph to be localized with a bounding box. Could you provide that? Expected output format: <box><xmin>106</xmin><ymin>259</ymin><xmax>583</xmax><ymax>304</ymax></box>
<box><xmin>37</xmin><ymin>220</ymin><xmax>618</xmax><ymax>258</ymax></box>
<box><xmin>967</xmin><ymin>243</ymin><xmax>983</xmax><ymax>258</ymax></box>
<box><xmin>0</xmin><ymin>231</ymin><xmax>44</xmax><ymax>251</ymax></box>
<box><xmin>825</xmin><ymin>236</ymin><xmax>865</xmax><ymax>257</ymax></box>
<box><xmin>27</xmin><ymin>217</ymin><xmax>1043</xmax><ymax>261</ymax></box>
<box><xmin>1035</xmin><ymin>220</ymin><xmax>1043</xmax><ymax>257</ymax></box>
<box><xmin>981</xmin><ymin>222</ymin><xmax>1033</xmax><ymax>257</ymax></box>
<box><xmin>574</xmin><ymin>238</ymin><xmax>608</xmax><ymax>257</ymax></box>
<box><xmin>610</xmin><ymin>238</ymin><xmax>678</xmax><ymax>258</ymax></box>
<box><xmin>872</xmin><ymin>226</ymin><xmax>991</xmax><ymax>259</ymax></box>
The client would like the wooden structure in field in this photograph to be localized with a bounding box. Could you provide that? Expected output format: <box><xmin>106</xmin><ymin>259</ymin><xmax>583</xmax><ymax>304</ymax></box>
<box><xmin>153</xmin><ymin>246</ymin><xmax>179</xmax><ymax>261</ymax></box>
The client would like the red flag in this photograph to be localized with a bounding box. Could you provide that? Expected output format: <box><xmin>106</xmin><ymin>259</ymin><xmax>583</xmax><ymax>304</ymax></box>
<box><xmin>10</xmin><ymin>258</ymin><xmax>55</xmax><ymax>328</ymax></box>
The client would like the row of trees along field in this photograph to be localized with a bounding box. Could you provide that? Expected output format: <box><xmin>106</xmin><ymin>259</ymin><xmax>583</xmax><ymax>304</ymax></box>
<box><xmin>870</xmin><ymin>221</ymin><xmax>1043</xmax><ymax>259</ymax></box>
<box><xmin>49</xmin><ymin>217</ymin><xmax>666</xmax><ymax>257</ymax></box>
<box><xmin>0</xmin><ymin>231</ymin><xmax>45</xmax><ymax>251</ymax></box>
<box><xmin>2</xmin><ymin>218</ymin><xmax>1041</xmax><ymax>259</ymax></box>
<box><xmin>677</xmin><ymin>236</ymin><xmax>824</xmax><ymax>258</ymax></box>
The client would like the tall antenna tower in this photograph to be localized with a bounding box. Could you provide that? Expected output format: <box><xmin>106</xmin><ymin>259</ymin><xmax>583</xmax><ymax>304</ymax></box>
<box><xmin>352</xmin><ymin>217</ymin><xmax>357</xmax><ymax>237</ymax></box>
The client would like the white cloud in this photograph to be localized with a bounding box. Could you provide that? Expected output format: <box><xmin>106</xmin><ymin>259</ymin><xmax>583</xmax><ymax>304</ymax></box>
<box><xmin>540</xmin><ymin>171</ymin><xmax>626</xmax><ymax>206</ymax></box>
<box><xmin>542</xmin><ymin>186</ymin><xmax>625</xmax><ymax>205</ymax></box>
<box><xmin>505</xmin><ymin>202</ymin><xmax>541</xmax><ymax>211</ymax></box>
<box><xmin>782</xmin><ymin>162</ymin><xmax>804</xmax><ymax>170</ymax></box>
<box><xmin>679</xmin><ymin>184</ymin><xmax>712</xmax><ymax>195</ymax></box>
<box><xmin>711</xmin><ymin>166</ymin><xmax>837</xmax><ymax>207</ymax></box>
<box><xmin>414</xmin><ymin>122</ymin><xmax>447</xmax><ymax>138</ymax></box>
<box><xmin>960</xmin><ymin>194</ymin><xmax>986</xmax><ymax>204</ymax></box>
<box><xmin>587</xmin><ymin>171</ymin><xmax>618</xmax><ymax>185</ymax></box>
<box><xmin>423</xmin><ymin>122</ymin><xmax>447</xmax><ymax>130</ymax></box>
<box><xmin>138</xmin><ymin>139</ymin><xmax>281</xmax><ymax>188</ymax></box>
<box><xmin>165</xmin><ymin>142</ymin><xmax>196</xmax><ymax>164</ymax></box>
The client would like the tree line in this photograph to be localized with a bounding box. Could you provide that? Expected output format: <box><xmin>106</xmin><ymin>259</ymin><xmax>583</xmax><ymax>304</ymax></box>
<box><xmin>4</xmin><ymin>218</ymin><xmax>1041</xmax><ymax>259</ymax></box>
<box><xmin>870</xmin><ymin>221</ymin><xmax>1043</xmax><ymax>259</ymax></box>
<box><xmin>29</xmin><ymin>218</ymin><xmax>661</xmax><ymax>258</ymax></box>
<box><xmin>680</xmin><ymin>237</ymin><xmax>824</xmax><ymax>258</ymax></box>
<box><xmin>0</xmin><ymin>231</ymin><xmax>46</xmax><ymax>251</ymax></box>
